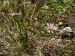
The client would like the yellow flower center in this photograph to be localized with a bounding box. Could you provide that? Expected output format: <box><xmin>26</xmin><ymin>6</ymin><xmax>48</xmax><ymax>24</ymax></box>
<box><xmin>49</xmin><ymin>26</ymin><xmax>53</xmax><ymax>30</ymax></box>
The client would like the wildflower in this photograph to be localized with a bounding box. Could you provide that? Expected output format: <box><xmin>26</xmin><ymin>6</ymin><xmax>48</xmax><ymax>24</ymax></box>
<box><xmin>46</xmin><ymin>23</ymin><xmax>57</xmax><ymax>33</ymax></box>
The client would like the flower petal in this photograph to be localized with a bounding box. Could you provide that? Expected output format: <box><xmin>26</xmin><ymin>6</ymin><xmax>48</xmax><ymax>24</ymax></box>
<box><xmin>46</xmin><ymin>23</ymin><xmax>50</xmax><ymax>27</ymax></box>
<box><xmin>53</xmin><ymin>26</ymin><xmax>57</xmax><ymax>30</ymax></box>
<box><xmin>48</xmin><ymin>30</ymin><xmax>50</xmax><ymax>33</ymax></box>
<box><xmin>51</xmin><ymin>23</ymin><xmax>54</xmax><ymax>26</ymax></box>
<box><xmin>50</xmin><ymin>23</ymin><xmax>52</xmax><ymax>26</ymax></box>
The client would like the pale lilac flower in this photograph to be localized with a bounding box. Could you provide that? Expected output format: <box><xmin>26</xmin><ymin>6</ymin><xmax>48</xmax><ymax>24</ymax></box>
<box><xmin>46</xmin><ymin>23</ymin><xmax>57</xmax><ymax>33</ymax></box>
